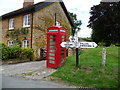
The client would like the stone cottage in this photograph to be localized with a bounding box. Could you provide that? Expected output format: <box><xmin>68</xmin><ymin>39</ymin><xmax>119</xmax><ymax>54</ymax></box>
<box><xmin>0</xmin><ymin>0</ymin><xmax>74</xmax><ymax>60</ymax></box>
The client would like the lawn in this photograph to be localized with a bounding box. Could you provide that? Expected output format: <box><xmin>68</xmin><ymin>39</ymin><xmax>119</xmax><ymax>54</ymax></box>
<box><xmin>50</xmin><ymin>47</ymin><xmax>119</xmax><ymax>88</ymax></box>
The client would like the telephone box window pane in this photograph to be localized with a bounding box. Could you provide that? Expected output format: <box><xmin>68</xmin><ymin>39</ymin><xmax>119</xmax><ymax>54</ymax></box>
<box><xmin>61</xmin><ymin>53</ymin><xmax>64</xmax><ymax>55</ymax></box>
<box><xmin>50</xmin><ymin>39</ymin><xmax>56</xmax><ymax>41</ymax></box>
<box><xmin>61</xmin><ymin>49</ymin><xmax>64</xmax><ymax>53</ymax></box>
<box><xmin>50</xmin><ymin>35</ymin><xmax>56</xmax><ymax>38</ymax></box>
<box><xmin>49</xmin><ymin>60</ymin><xmax>55</xmax><ymax>64</ymax></box>
<box><xmin>49</xmin><ymin>50</ymin><xmax>55</xmax><ymax>52</ymax></box>
<box><xmin>50</xmin><ymin>46</ymin><xmax>55</xmax><ymax>49</ymax></box>
<box><xmin>62</xmin><ymin>39</ymin><xmax>64</xmax><ymax>41</ymax></box>
<box><xmin>49</xmin><ymin>53</ymin><xmax>55</xmax><ymax>56</ymax></box>
<box><xmin>61</xmin><ymin>35</ymin><xmax>65</xmax><ymax>38</ymax></box>
<box><xmin>50</xmin><ymin>42</ymin><xmax>56</xmax><ymax>45</ymax></box>
<box><xmin>49</xmin><ymin>30</ymin><xmax>58</xmax><ymax>32</ymax></box>
<box><xmin>60</xmin><ymin>30</ymin><xmax>66</xmax><ymax>32</ymax></box>
<box><xmin>49</xmin><ymin>57</ymin><xmax>55</xmax><ymax>60</ymax></box>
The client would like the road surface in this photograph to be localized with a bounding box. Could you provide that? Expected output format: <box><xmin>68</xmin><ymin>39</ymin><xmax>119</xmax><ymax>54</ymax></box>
<box><xmin>2</xmin><ymin>74</ymin><xmax>76</xmax><ymax>88</ymax></box>
<box><xmin>1</xmin><ymin>61</ymin><xmax>76</xmax><ymax>89</ymax></box>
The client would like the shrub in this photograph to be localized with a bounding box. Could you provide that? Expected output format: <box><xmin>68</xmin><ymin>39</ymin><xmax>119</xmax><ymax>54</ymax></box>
<box><xmin>0</xmin><ymin>43</ymin><xmax>9</xmax><ymax>60</ymax></box>
<box><xmin>8</xmin><ymin>46</ymin><xmax>21</xmax><ymax>59</ymax></box>
<box><xmin>1</xmin><ymin>43</ymin><xmax>34</xmax><ymax>60</ymax></box>
<box><xmin>79</xmin><ymin>38</ymin><xmax>92</xmax><ymax>42</ymax></box>
<box><xmin>98</xmin><ymin>42</ymin><xmax>106</xmax><ymax>46</ymax></box>
<box><xmin>20</xmin><ymin>47</ymin><xmax>34</xmax><ymax>59</ymax></box>
<box><xmin>115</xmin><ymin>43</ymin><xmax>120</xmax><ymax>46</ymax></box>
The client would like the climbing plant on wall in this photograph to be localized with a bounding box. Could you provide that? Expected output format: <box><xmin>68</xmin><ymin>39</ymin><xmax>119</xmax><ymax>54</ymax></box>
<box><xmin>6</xmin><ymin>28</ymin><xmax>29</xmax><ymax>46</ymax></box>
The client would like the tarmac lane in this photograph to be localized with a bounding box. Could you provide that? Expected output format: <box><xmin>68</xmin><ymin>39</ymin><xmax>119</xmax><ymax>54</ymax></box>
<box><xmin>2</xmin><ymin>74</ymin><xmax>73</xmax><ymax>88</ymax></box>
<box><xmin>1</xmin><ymin>61</ymin><xmax>76</xmax><ymax>89</ymax></box>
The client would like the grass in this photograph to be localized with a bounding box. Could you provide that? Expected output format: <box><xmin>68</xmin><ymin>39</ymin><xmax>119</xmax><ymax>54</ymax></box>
<box><xmin>22</xmin><ymin>72</ymin><xmax>33</xmax><ymax>76</ymax></box>
<box><xmin>50</xmin><ymin>47</ymin><xmax>119</xmax><ymax>88</ymax></box>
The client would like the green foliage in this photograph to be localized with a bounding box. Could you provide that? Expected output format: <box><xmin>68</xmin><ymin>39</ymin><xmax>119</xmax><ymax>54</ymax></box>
<box><xmin>8</xmin><ymin>46</ymin><xmax>21</xmax><ymax>59</ymax></box>
<box><xmin>1</xmin><ymin>43</ymin><xmax>33</xmax><ymax>60</ymax></box>
<box><xmin>6</xmin><ymin>28</ymin><xmax>29</xmax><ymax>46</ymax></box>
<box><xmin>50</xmin><ymin>47</ymin><xmax>119</xmax><ymax>88</ymax></box>
<box><xmin>68</xmin><ymin>12</ymin><xmax>82</xmax><ymax>35</ymax></box>
<box><xmin>20</xmin><ymin>28</ymin><xmax>29</xmax><ymax>34</ymax></box>
<box><xmin>22</xmin><ymin>72</ymin><xmax>33</xmax><ymax>76</ymax></box>
<box><xmin>0</xmin><ymin>43</ymin><xmax>9</xmax><ymax>60</ymax></box>
<box><xmin>20</xmin><ymin>47</ymin><xmax>34</xmax><ymax>59</ymax></box>
<box><xmin>88</xmin><ymin>2</ymin><xmax>120</xmax><ymax>46</ymax></box>
<box><xmin>79</xmin><ymin>38</ymin><xmax>92</xmax><ymax>42</ymax></box>
<box><xmin>98</xmin><ymin>42</ymin><xmax>106</xmax><ymax>46</ymax></box>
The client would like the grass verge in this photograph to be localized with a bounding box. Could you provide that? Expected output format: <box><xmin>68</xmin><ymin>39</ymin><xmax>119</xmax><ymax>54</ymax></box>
<box><xmin>50</xmin><ymin>47</ymin><xmax>119</xmax><ymax>88</ymax></box>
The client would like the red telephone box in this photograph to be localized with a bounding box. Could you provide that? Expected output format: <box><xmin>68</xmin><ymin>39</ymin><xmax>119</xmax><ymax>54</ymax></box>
<box><xmin>46</xmin><ymin>26</ymin><xmax>66</xmax><ymax>68</ymax></box>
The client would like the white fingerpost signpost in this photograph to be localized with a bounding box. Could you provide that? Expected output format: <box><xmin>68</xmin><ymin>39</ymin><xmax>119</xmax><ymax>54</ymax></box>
<box><xmin>60</xmin><ymin>30</ymin><xmax>98</xmax><ymax>68</ymax></box>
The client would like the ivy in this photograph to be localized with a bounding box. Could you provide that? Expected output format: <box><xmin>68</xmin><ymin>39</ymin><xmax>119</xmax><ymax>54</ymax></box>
<box><xmin>6</xmin><ymin>28</ymin><xmax>29</xmax><ymax>46</ymax></box>
<box><xmin>21</xmin><ymin>28</ymin><xmax>29</xmax><ymax>34</ymax></box>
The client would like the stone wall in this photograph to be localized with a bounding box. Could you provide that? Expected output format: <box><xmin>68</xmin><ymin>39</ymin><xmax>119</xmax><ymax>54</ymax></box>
<box><xmin>0</xmin><ymin>20</ymin><xmax>2</xmax><ymax>42</ymax></box>
<box><xmin>2</xmin><ymin>59</ymin><xmax>30</xmax><ymax>65</ymax></box>
<box><xmin>1</xmin><ymin>19</ymin><xmax>9</xmax><ymax>43</ymax></box>
<box><xmin>32</xmin><ymin>2</ymin><xmax>72</xmax><ymax>59</ymax></box>
<box><xmin>1</xmin><ymin>15</ymin><xmax>32</xmax><ymax>48</ymax></box>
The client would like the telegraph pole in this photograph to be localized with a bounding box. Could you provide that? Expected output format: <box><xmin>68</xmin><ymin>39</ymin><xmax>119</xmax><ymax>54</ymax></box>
<box><xmin>55</xmin><ymin>13</ymin><xmax>56</xmax><ymax>26</ymax></box>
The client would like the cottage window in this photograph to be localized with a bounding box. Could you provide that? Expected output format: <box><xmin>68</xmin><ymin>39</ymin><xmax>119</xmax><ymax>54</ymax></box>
<box><xmin>23</xmin><ymin>14</ymin><xmax>30</xmax><ymax>27</ymax></box>
<box><xmin>56</xmin><ymin>21</ymin><xmax>60</xmax><ymax>26</ymax></box>
<box><xmin>8</xmin><ymin>40</ymin><xmax>14</xmax><ymax>46</ymax></box>
<box><xmin>22</xmin><ymin>40</ymin><xmax>28</xmax><ymax>47</ymax></box>
<box><xmin>9</xmin><ymin>19</ymin><xmax>14</xmax><ymax>30</ymax></box>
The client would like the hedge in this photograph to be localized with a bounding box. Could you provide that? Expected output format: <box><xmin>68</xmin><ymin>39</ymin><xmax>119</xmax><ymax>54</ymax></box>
<box><xmin>0</xmin><ymin>43</ymin><xmax>33</xmax><ymax>60</ymax></box>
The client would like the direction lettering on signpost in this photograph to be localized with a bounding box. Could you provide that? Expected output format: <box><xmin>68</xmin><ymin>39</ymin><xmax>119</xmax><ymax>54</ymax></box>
<box><xmin>60</xmin><ymin>42</ymin><xmax>75</xmax><ymax>48</ymax></box>
<box><xmin>79</xmin><ymin>42</ymin><xmax>97</xmax><ymax>48</ymax></box>
<box><xmin>61</xmin><ymin>42</ymin><xmax>97</xmax><ymax>48</ymax></box>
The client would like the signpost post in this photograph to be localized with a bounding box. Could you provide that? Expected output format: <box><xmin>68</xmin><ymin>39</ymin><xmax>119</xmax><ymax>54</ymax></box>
<box><xmin>61</xmin><ymin>30</ymin><xmax>98</xmax><ymax>68</ymax></box>
<box><xmin>75</xmin><ymin>30</ymin><xmax>79</xmax><ymax>68</ymax></box>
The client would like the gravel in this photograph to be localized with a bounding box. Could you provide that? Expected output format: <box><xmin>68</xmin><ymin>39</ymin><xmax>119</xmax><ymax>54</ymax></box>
<box><xmin>2</xmin><ymin>60</ymin><xmax>57</xmax><ymax>80</ymax></box>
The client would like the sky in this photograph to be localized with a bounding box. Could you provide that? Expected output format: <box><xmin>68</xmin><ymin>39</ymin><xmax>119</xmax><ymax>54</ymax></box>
<box><xmin>0</xmin><ymin>0</ymin><xmax>101</xmax><ymax>38</ymax></box>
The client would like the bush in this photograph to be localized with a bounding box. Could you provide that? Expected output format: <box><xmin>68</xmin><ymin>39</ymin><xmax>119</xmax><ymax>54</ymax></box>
<box><xmin>115</xmin><ymin>43</ymin><xmax>120</xmax><ymax>46</ymax></box>
<box><xmin>8</xmin><ymin>46</ymin><xmax>21</xmax><ymax>59</ymax></box>
<box><xmin>98</xmin><ymin>42</ymin><xmax>106</xmax><ymax>46</ymax></box>
<box><xmin>20</xmin><ymin>47</ymin><xmax>34</xmax><ymax>59</ymax></box>
<box><xmin>0</xmin><ymin>43</ymin><xmax>9</xmax><ymax>60</ymax></box>
<box><xmin>1</xmin><ymin>43</ymin><xmax>34</xmax><ymax>60</ymax></box>
<box><xmin>79</xmin><ymin>38</ymin><xmax>92</xmax><ymax>42</ymax></box>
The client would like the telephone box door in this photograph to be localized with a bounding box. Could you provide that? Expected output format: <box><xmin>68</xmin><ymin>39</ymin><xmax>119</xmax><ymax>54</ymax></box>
<box><xmin>46</xmin><ymin>26</ymin><xmax>66</xmax><ymax>69</ymax></box>
<box><xmin>47</xmin><ymin>34</ymin><xmax>58</xmax><ymax>68</ymax></box>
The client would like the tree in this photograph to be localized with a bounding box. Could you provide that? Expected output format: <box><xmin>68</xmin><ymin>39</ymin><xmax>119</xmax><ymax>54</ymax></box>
<box><xmin>88</xmin><ymin>2</ymin><xmax>120</xmax><ymax>46</ymax></box>
<box><xmin>68</xmin><ymin>12</ymin><xmax>82</xmax><ymax>35</ymax></box>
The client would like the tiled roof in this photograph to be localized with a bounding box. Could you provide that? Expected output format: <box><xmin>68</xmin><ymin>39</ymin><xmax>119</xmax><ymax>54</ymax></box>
<box><xmin>1</xmin><ymin>1</ymin><xmax>74</xmax><ymax>27</ymax></box>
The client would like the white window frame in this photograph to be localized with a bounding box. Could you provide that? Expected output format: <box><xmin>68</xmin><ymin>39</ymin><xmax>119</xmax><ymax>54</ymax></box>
<box><xmin>23</xmin><ymin>14</ymin><xmax>30</xmax><ymax>27</ymax></box>
<box><xmin>8</xmin><ymin>40</ymin><xmax>14</xmax><ymax>46</ymax></box>
<box><xmin>9</xmin><ymin>18</ymin><xmax>14</xmax><ymax>30</ymax></box>
<box><xmin>22</xmin><ymin>40</ymin><xmax>28</xmax><ymax>47</ymax></box>
<box><xmin>56</xmin><ymin>21</ymin><xmax>60</xmax><ymax>26</ymax></box>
